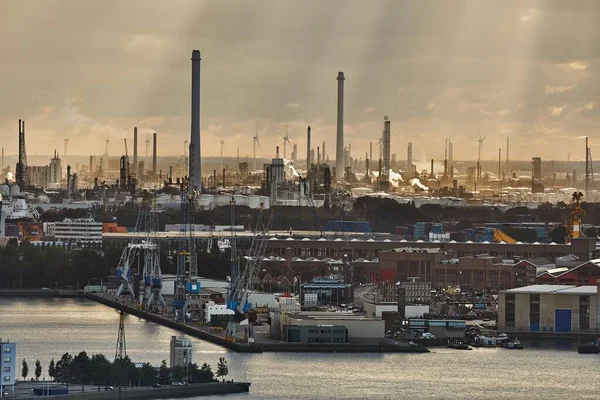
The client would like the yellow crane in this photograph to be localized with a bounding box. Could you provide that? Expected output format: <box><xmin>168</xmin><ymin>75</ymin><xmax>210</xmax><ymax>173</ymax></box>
<box><xmin>567</xmin><ymin>192</ymin><xmax>584</xmax><ymax>242</ymax></box>
<box><xmin>493</xmin><ymin>229</ymin><xmax>517</xmax><ymax>244</ymax></box>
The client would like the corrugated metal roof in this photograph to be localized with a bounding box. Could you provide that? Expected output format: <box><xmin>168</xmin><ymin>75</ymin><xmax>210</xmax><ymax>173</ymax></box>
<box><xmin>506</xmin><ymin>284</ymin><xmax>598</xmax><ymax>295</ymax></box>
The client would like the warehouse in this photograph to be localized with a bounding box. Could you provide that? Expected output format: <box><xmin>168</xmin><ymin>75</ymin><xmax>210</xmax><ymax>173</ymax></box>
<box><xmin>363</xmin><ymin>302</ymin><xmax>429</xmax><ymax>319</ymax></box>
<box><xmin>284</xmin><ymin>312</ymin><xmax>385</xmax><ymax>343</ymax></box>
<box><xmin>498</xmin><ymin>284</ymin><xmax>600</xmax><ymax>333</ymax></box>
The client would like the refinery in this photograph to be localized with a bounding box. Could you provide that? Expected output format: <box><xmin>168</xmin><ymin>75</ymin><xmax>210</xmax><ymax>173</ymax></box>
<box><xmin>2</xmin><ymin>44</ymin><xmax>600</xmax><ymax>385</ymax></box>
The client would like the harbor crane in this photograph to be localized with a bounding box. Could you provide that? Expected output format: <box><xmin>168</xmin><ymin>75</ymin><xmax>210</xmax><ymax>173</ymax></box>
<box><xmin>115</xmin><ymin>206</ymin><xmax>145</xmax><ymax>298</ymax></box>
<box><xmin>138</xmin><ymin>200</ymin><xmax>166</xmax><ymax>311</ymax></box>
<box><xmin>173</xmin><ymin>177</ymin><xmax>201</xmax><ymax>321</ymax></box>
<box><xmin>226</xmin><ymin>204</ymin><xmax>274</xmax><ymax>343</ymax></box>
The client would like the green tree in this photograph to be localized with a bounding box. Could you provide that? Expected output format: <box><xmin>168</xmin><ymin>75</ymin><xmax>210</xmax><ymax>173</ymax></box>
<box><xmin>48</xmin><ymin>359</ymin><xmax>55</xmax><ymax>380</ymax></box>
<box><xmin>216</xmin><ymin>357</ymin><xmax>228</xmax><ymax>382</ymax></box>
<box><xmin>187</xmin><ymin>363</ymin><xmax>199</xmax><ymax>384</ymax></box>
<box><xmin>138</xmin><ymin>363</ymin><xmax>157</xmax><ymax>386</ymax></box>
<box><xmin>198</xmin><ymin>362</ymin><xmax>214</xmax><ymax>383</ymax></box>
<box><xmin>35</xmin><ymin>360</ymin><xmax>42</xmax><ymax>381</ymax></box>
<box><xmin>172</xmin><ymin>365</ymin><xmax>184</xmax><ymax>382</ymax></box>
<box><xmin>55</xmin><ymin>353</ymin><xmax>74</xmax><ymax>389</ymax></box>
<box><xmin>158</xmin><ymin>360</ymin><xmax>169</xmax><ymax>385</ymax></box>
<box><xmin>90</xmin><ymin>353</ymin><xmax>112</xmax><ymax>391</ymax></box>
<box><xmin>72</xmin><ymin>351</ymin><xmax>91</xmax><ymax>391</ymax></box>
<box><xmin>21</xmin><ymin>359</ymin><xmax>29</xmax><ymax>381</ymax></box>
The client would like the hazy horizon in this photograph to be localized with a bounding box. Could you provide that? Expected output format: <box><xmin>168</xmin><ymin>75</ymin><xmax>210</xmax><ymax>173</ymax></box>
<box><xmin>2</xmin><ymin>0</ymin><xmax>600</xmax><ymax>162</ymax></box>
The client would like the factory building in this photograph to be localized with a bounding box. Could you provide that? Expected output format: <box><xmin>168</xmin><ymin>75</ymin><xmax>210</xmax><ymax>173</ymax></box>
<box><xmin>363</xmin><ymin>303</ymin><xmax>429</xmax><ymax>319</ymax></box>
<box><xmin>498</xmin><ymin>284</ymin><xmax>600</xmax><ymax>333</ymax></box>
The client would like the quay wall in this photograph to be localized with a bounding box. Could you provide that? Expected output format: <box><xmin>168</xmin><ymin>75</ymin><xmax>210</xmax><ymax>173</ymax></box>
<box><xmin>86</xmin><ymin>293</ymin><xmax>429</xmax><ymax>353</ymax></box>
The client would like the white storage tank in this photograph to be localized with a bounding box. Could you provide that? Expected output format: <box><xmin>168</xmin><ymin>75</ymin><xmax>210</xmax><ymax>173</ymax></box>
<box><xmin>247</xmin><ymin>195</ymin><xmax>261</xmax><ymax>209</ymax></box>
<box><xmin>233</xmin><ymin>194</ymin><xmax>248</xmax><ymax>207</ymax></box>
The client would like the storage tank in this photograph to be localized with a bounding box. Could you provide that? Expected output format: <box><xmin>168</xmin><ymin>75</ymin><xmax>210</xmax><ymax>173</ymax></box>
<box><xmin>247</xmin><ymin>195</ymin><xmax>261</xmax><ymax>209</ymax></box>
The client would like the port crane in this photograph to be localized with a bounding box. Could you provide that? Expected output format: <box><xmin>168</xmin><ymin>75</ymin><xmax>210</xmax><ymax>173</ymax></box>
<box><xmin>115</xmin><ymin>205</ymin><xmax>145</xmax><ymax>298</ymax></box>
<box><xmin>226</xmin><ymin>204</ymin><xmax>274</xmax><ymax>342</ymax></box>
<box><xmin>173</xmin><ymin>177</ymin><xmax>201</xmax><ymax>321</ymax></box>
<box><xmin>138</xmin><ymin>200</ymin><xmax>166</xmax><ymax>311</ymax></box>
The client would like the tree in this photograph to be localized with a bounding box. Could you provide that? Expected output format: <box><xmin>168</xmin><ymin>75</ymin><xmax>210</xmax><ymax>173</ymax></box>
<box><xmin>72</xmin><ymin>351</ymin><xmax>91</xmax><ymax>391</ymax></box>
<box><xmin>196</xmin><ymin>363</ymin><xmax>214</xmax><ymax>383</ymax></box>
<box><xmin>216</xmin><ymin>357</ymin><xmax>228</xmax><ymax>382</ymax></box>
<box><xmin>21</xmin><ymin>359</ymin><xmax>29</xmax><ymax>381</ymax></box>
<box><xmin>139</xmin><ymin>363</ymin><xmax>157</xmax><ymax>386</ymax></box>
<box><xmin>35</xmin><ymin>360</ymin><xmax>42</xmax><ymax>381</ymax></box>
<box><xmin>55</xmin><ymin>353</ymin><xmax>74</xmax><ymax>389</ymax></box>
<box><xmin>172</xmin><ymin>365</ymin><xmax>184</xmax><ymax>382</ymax></box>
<box><xmin>158</xmin><ymin>360</ymin><xmax>169</xmax><ymax>385</ymax></box>
<box><xmin>90</xmin><ymin>353</ymin><xmax>112</xmax><ymax>391</ymax></box>
<box><xmin>48</xmin><ymin>359</ymin><xmax>55</xmax><ymax>380</ymax></box>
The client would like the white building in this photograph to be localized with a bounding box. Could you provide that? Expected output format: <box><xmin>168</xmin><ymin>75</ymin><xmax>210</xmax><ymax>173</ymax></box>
<box><xmin>363</xmin><ymin>302</ymin><xmax>430</xmax><ymax>318</ymax></box>
<box><xmin>48</xmin><ymin>218</ymin><xmax>102</xmax><ymax>244</ymax></box>
<box><xmin>1</xmin><ymin>340</ymin><xmax>16</xmax><ymax>396</ymax></box>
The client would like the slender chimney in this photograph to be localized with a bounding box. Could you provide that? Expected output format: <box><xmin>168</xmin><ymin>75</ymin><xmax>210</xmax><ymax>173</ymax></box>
<box><xmin>306</xmin><ymin>126</ymin><xmax>311</xmax><ymax>168</ymax></box>
<box><xmin>506</xmin><ymin>136</ymin><xmax>509</xmax><ymax>173</ymax></box>
<box><xmin>317</xmin><ymin>146</ymin><xmax>321</xmax><ymax>166</ymax></box>
<box><xmin>152</xmin><ymin>132</ymin><xmax>157</xmax><ymax>176</ymax></box>
<box><xmin>133</xmin><ymin>127</ymin><xmax>138</xmax><ymax>176</ymax></box>
<box><xmin>189</xmin><ymin>50</ymin><xmax>202</xmax><ymax>192</ymax></box>
<box><xmin>335</xmin><ymin>72</ymin><xmax>345</xmax><ymax>177</ymax></box>
<box><xmin>89</xmin><ymin>155</ymin><xmax>93</xmax><ymax>173</ymax></box>
<box><xmin>322</xmin><ymin>141</ymin><xmax>326</xmax><ymax>164</ymax></box>
<box><xmin>430</xmin><ymin>159</ymin><xmax>434</xmax><ymax>178</ymax></box>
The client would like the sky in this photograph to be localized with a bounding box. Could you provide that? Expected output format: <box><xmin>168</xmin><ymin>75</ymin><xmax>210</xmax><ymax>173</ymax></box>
<box><xmin>1</xmin><ymin>0</ymin><xmax>600</xmax><ymax>162</ymax></box>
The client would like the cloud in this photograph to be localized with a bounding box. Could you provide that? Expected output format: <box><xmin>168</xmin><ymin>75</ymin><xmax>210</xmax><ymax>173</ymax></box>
<box><xmin>286</xmin><ymin>103</ymin><xmax>300</xmax><ymax>109</ymax></box>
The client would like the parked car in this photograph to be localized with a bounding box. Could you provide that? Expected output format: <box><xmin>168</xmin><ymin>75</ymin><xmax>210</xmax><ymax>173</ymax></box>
<box><xmin>152</xmin><ymin>383</ymin><xmax>162</xmax><ymax>388</ymax></box>
<box><xmin>104</xmin><ymin>386</ymin><xmax>115</xmax><ymax>391</ymax></box>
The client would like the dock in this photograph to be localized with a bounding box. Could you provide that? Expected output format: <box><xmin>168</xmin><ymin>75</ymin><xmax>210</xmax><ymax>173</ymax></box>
<box><xmin>86</xmin><ymin>293</ymin><xmax>429</xmax><ymax>354</ymax></box>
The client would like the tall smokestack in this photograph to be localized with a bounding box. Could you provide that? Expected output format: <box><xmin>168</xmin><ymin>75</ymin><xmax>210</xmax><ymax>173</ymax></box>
<box><xmin>306</xmin><ymin>126</ymin><xmax>311</xmax><ymax>168</ymax></box>
<box><xmin>89</xmin><ymin>155</ymin><xmax>93</xmax><ymax>173</ymax></box>
<box><xmin>407</xmin><ymin>142</ymin><xmax>413</xmax><ymax>177</ymax></box>
<box><xmin>335</xmin><ymin>72</ymin><xmax>345</xmax><ymax>177</ymax></box>
<box><xmin>133</xmin><ymin>127</ymin><xmax>138</xmax><ymax>176</ymax></box>
<box><xmin>152</xmin><ymin>132</ymin><xmax>157</xmax><ymax>176</ymax></box>
<box><xmin>586</xmin><ymin>136</ymin><xmax>589</xmax><ymax>194</ymax></box>
<box><xmin>189</xmin><ymin>50</ymin><xmax>202</xmax><ymax>191</ymax></box>
<box><xmin>382</xmin><ymin>116</ymin><xmax>391</xmax><ymax>185</ymax></box>
<box><xmin>506</xmin><ymin>136</ymin><xmax>509</xmax><ymax>173</ymax></box>
<box><xmin>322</xmin><ymin>141</ymin><xmax>326</xmax><ymax>164</ymax></box>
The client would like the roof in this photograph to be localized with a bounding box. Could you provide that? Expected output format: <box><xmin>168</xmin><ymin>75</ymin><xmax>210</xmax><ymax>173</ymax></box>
<box><xmin>506</xmin><ymin>284</ymin><xmax>598</xmax><ymax>295</ymax></box>
<box><xmin>390</xmin><ymin>247</ymin><xmax>442</xmax><ymax>253</ymax></box>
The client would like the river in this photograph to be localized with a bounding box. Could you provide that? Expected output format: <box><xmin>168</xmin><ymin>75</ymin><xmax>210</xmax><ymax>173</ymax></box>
<box><xmin>1</xmin><ymin>298</ymin><xmax>599</xmax><ymax>400</ymax></box>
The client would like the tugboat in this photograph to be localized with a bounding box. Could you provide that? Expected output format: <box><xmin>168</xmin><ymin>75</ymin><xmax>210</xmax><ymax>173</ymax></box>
<box><xmin>447</xmin><ymin>339</ymin><xmax>472</xmax><ymax>350</ymax></box>
<box><xmin>502</xmin><ymin>337</ymin><xmax>524</xmax><ymax>349</ymax></box>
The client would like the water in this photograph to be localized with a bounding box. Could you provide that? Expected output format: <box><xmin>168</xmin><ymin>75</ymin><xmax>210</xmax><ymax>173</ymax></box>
<box><xmin>2</xmin><ymin>298</ymin><xmax>600</xmax><ymax>400</ymax></box>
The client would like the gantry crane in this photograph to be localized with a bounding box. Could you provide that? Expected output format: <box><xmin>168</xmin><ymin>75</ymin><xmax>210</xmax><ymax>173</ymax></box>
<box><xmin>173</xmin><ymin>177</ymin><xmax>201</xmax><ymax>321</ymax></box>
<box><xmin>115</xmin><ymin>205</ymin><xmax>145</xmax><ymax>298</ymax></box>
<box><xmin>226</xmin><ymin>204</ymin><xmax>274</xmax><ymax>343</ymax></box>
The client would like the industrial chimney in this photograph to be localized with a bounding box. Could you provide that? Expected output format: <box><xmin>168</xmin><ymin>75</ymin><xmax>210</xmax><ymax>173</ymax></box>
<box><xmin>335</xmin><ymin>72</ymin><xmax>345</xmax><ymax>178</ymax></box>
<box><xmin>152</xmin><ymin>132</ymin><xmax>157</xmax><ymax>177</ymax></box>
<box><xmin>306</xmin><ymin>126</ymin><xmax>312</xmax><ymax>168</ymax></box>
<box><xmin>189</xmin><ymin>50</ymin><xmax>202</xmax><ymax>192</ymax></box>
<box><xmin>133</xmin><ymin>127</ymin><xmax>138</xmax><ymax>176</ymax></box>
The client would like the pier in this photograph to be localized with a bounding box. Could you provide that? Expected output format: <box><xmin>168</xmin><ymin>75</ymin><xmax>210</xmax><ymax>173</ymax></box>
<box><xmin>86</xmin><ymin>293</ymin><xmax>429</xmax><ymax>354</ymax></box>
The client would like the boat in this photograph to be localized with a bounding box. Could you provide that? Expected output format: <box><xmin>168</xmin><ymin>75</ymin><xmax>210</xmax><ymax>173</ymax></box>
<box><xmin>448</xmin><ymin>342</ymin><xmax>472</xmax><ymax>350</ymax></box>
<box><xmin>472</xmin><ymin>335</ymin><xmax>499</xmax><ymax>348</ymax></box>
<box><xmin>578</xmin><ymin>343</ymin><xmax>600</xmax><ymax>354</ymax></box>
<box><xmin>502</xmin><ymin>337</ymin><xmax>524</xmax><ymax>349</ymax></box>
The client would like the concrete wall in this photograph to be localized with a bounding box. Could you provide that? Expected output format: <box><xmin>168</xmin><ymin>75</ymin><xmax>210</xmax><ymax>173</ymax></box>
<box><xmin>497</xmin><ymin>292</ymin><xmax>506</xmax><ymax>330</ymax></box>
<box><xmin>515</xmin><ymin>293</ymin><xmax>530</xmax><ymax>331</ymax></box>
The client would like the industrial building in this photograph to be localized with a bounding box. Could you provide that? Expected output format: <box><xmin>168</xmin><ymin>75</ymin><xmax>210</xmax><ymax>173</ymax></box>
<box><xmin>0</xmin><ymin>340</ymin><xmax>16</xmax><ymax>395</ymax></box>
<box><xmin>169</xmin><ymin>336</ymin><xmax>193</xmax><ymax>368</ymax></box>
<box><xmin>283</xmin><ymin>311</ymin><xmax>385</xmax><ymax>344</ymax></box>
<box><xmin>498</xmin><ymin>284</ymin><xmax>600</xmax><ymax>333</ymax></box>
<box><xmin>44</xmin><ymin>218</ymin><xmax>103</xmax><ymax>244</ymax></box>
<box><xmin>363</xmin><ymin>303</ymin><xmax>429</xmax><ymax>319</ymax></box>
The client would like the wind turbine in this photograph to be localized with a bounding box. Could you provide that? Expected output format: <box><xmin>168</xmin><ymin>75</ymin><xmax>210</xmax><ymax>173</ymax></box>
<box><xmin>253</xmin><ymin>121</ymin><xmax>260</xmax><ymax>171</ymax></box>
<box><xmin>476</xmin><ymin>128</ymin><xmax>486</xmax><ymax>181</ymax></box>
<box><xmin>283</xmin><ymin>120</ymin><xmax>292</xmax><ymax>160</ymax></box>
<box><xmin>104</xmin><ymin>134</ymin><xmax>111</xmax><ymax>156</ymax></box>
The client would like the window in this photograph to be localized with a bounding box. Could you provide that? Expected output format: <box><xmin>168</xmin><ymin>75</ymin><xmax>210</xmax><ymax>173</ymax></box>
<box><xmin>3</xmin><ymin>367</ymin><xmax>9</xmax><ymax>372</ymax></box>
<box><xmin>529</xmin><ymin>294</ymin><xmax>540</xmax><ymax>330</ymax></box>
<box><xmin>3</xmin><ymin>347</ymin><xmax>10</xmax><ymax>353</ymax></box>
<box><xmin>3</xmin><ymin>358</ymin><xmax>10</xmax><ymax>363</ymax></box>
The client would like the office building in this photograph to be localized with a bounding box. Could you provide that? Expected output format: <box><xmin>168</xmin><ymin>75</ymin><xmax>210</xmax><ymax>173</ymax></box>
<box><xmin>1</xmin><ymin>340</ymin><xmax>16</xmax><ymax>395</ymax></box>
<box><xmin>169</xmin><ymin>336</ymin><xmax>193</xmax><ymax>368</ymax></box>
<box><xmin>46</xmin><ymin>218</ymin><xmax>103</xmax><ymax>244</ymax></box>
